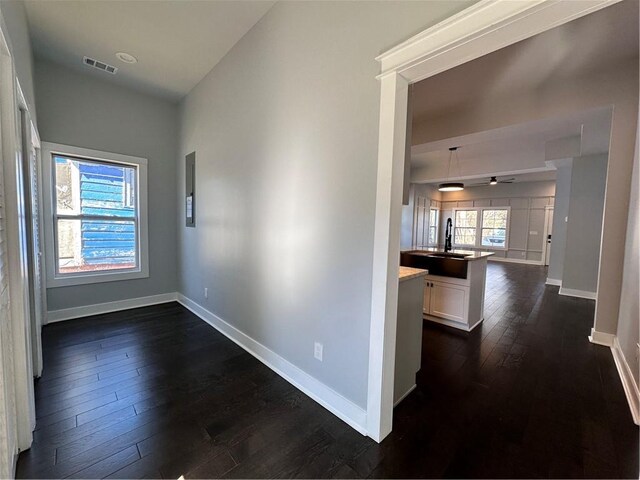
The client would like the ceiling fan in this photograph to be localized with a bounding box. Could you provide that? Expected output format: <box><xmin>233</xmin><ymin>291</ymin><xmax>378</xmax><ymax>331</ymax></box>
<box><xmin>469</xmin><ymin>176</ymin><xmax>516</xmax><ymax>186</ymax></box>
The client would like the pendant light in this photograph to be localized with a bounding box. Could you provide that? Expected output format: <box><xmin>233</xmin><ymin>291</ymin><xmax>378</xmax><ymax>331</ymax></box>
<box><xmin>439</xmin><ymin>147</ymin><xmax>464</xmax><ymax>192</ymax></box>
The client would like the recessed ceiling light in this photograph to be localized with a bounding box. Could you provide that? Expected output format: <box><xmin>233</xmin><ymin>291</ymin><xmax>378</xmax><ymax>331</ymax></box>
<box><xmin>116</xmin><ymin>52</ymin><xmax>137</xmax><ymax>64</ymax></box>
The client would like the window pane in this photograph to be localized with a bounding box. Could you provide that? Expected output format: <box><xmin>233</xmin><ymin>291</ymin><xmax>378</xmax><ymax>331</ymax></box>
<box><xmin>454</xmin><ymin>227</ymin><xmax>476</xmax><ymax>245</ymax></box>
<box><xmin>57</xmin><ymin>219</ymin><xmax>137</xmax><ymax>274</ymax></box>
<box><xmin>429</xmin><ymin>209</ymin><xmax>438</xmax><ymax>244</ymax></box>
<box><xmin>455</xmin><ymin>210</ymin><xmax>477</xmax><ymax>228</ymax></box>
<box><xmin>54</xmin><ymin>156</ymin><xmax>137</xmax><ymax>217</ymax></box>
<box><xmin>482</xmin><ymin>209</ymin><xmax>507</xmax><ymax>229</ymax></box>
<box><xmin>482</xmin><ymin>228</ymin><xmax>506</xmax><ymax>248</ymax></box>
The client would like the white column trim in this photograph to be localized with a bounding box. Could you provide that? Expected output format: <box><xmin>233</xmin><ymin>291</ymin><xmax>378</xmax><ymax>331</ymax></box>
<box><xmin>559</xmin><ymin>287</ymin><xmax>597</xmax><ymax>300</ymax></box>
<box><xmin>367</xmin><ymin>71</ymin><xmax>408</xmax><ymax>442</ymax></box>
<box><xmin>589</xmin><ymin>328</ymin><xmax>615</xmax><ymax>347</ymax></box>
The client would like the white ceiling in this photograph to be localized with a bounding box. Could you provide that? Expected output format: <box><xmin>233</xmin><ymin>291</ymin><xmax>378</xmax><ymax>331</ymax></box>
<box><xmin>24</xmin><ymin>0</ymin><xmax>275</xmax><ymax>101</ymax></box>
<box><xmin>411</xmin><ymin>107</ymin><xmax>613</xmax><ymax>183</ymax></box>
<box><xmin>411</xmin><ymin>0</ymin><xmax>639</xmax><ymax>123</ymax></box>
<box><xmin>466</xmin><ymin>171</ymin><xmax>557</xmax><ymax>187</ymax></box>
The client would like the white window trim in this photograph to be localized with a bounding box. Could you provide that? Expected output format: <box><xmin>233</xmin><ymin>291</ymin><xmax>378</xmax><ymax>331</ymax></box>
<box><xmin>428</xmin><ymin>207</ymin><xmax>439</xmax><ymax>247</ymax></box>
<box><xmin>42</xmin><ymin>142</ymin><xmax>149</xmax><ymax>287</ymax></box>
<box><xmin>452</xmin><ymin>206</ymin><xmax>511</xmax><ymax>250</ymax></box>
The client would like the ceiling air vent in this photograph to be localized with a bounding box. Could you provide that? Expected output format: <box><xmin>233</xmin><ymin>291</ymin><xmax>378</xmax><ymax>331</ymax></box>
<box><xmin>83</xmin><ymin>56</ymin><xmax>118</xmax><ymax>74</ymax></box>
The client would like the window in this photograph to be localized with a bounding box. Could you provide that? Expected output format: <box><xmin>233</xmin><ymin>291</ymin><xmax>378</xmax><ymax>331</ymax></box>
<box><xmin>428</xmin><ymin>208</ymin><xmax>439</xmax><ymax>245</ymax></box>
<box><xmin>43</xmin><ymin>143</ymin><xmax>148</xmax><ymax>287</ymax></box>
<box><xmin>453</xmin><ymin>207</ymin><xmax>510</xmax><ymax>249</ymax></box>
<box><xmin>481</xmin><ymin>209</ymin><xmax>508</xmax><ymax>248</ymax></box>
<box><xmin>454</xmin><ymin>209</ymin><xmax>478</xmax><ymax>246</ymax></box>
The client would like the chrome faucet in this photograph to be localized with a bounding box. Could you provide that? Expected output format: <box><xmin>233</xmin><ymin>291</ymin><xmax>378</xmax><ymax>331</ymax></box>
<box><xmin>445</xmin><ymin>218</ymin><xmax>453</xmax><ymax>252</ymax></box>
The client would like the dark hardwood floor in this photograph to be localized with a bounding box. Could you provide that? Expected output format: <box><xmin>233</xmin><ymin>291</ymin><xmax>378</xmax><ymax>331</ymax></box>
<box><xmin>17</xmin><ymin>263</ymin><xmax>639</xmax><ymax>479</ymax></box>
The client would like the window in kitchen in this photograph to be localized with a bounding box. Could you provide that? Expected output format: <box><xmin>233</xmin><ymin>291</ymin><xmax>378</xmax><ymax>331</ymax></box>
<box><xmin>453</xmin><ymin>207</ymin><xmax>510</xmax><ymax>249</ymax></box>
<box><xmin>453</xmin><ymin>209</ymin><xmax>478</xmax><ymax>246</ymax></box>
<box><xmin>481</xmin><ymin>209</ymin><xmax>509</xmax><ymax>248</ymax></box>
<box><xmin>428</xmin><ymin>208</ymin><xmax>439</xmax><ymax>245</ymax></box>
<box><xmin>42</xmin><ymin>143</ymin><xmax>149</xmax><ymax>287</ymax></box>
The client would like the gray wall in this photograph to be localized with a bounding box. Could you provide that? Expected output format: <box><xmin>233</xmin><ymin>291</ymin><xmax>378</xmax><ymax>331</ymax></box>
<box><xmin>563</xmin><ymin>155</ymin><xmax>608</xmax><ymax>293</ymax></box>
<box><xmin>178</xmin><ymin>1</ymin><xmax>474</xmax><ymax>409</ymax></box>
<box><xmin>0</xmin><ymin>0</ymin><xmax>36</xmax><ymax>119</ymax></box>
<box><xmin>34</xmin><ymin>59</ymin><xmax>179</xmax><ymax>312</ymax></box>
<box><xmin>548</xmin><ymin>164</ymin><xmax>572</xmax><ymax>282</ymax></box>
<box><xmin>438</xmin><ymin>181</ymin><xmax>556</xmax><ymax>263</ymax></box>
<box><xmin>616</xmin><ymin>110</ymin><xmax>639</xmax><ymax>387</ymax></box>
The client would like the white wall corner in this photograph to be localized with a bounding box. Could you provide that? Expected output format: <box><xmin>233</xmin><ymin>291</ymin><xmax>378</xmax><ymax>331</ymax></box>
<box><xmin>176</xmin><ymin>294</ymin><xmax>369</xmax><ymax>437</ymax></box>
<box><xmin>589</xmin><ymin>328</ymin><xmax>615</xmax><ymax>347</ymax></box>
<box><xmin>559</xmin><ymin>287</ymin><xmax>597</xmax><ymax>300</ymax></box>
<box><xmin>545</xmin><ymin>278</ymin><xmax>562</xmax><ymax>286</ymax></box>
<box><xmin>46</xmin><ymin>292</ymin><xmax>178</xmax><ymax>323</ymax></box>
<box><xmin>611</xmin><ymin>338</ymin><xmax>640</xmax><ymax>425</ymax></box>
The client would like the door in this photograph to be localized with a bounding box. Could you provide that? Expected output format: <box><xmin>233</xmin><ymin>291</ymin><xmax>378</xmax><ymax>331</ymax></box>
<box><xmin>543</xmin><ymin>206</ymin><xmax>554</xmax><ymax>266</ymax></box>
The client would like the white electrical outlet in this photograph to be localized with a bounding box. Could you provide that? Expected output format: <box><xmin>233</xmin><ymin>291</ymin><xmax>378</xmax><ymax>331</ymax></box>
<box><xmin>204</xmin><ymin>287</ymin><xmax>208</xmax><ymax>299</ymax></box>
<box><xmin>314</xmin><ymin>342</ymin><xmax>323</xmax><ymax>361</ymax></box>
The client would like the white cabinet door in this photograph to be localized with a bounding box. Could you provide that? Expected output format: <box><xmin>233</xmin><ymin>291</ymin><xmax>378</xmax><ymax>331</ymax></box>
<box><xmin>430</xmin><ymin>281</ymin><xmax>467</xmax><ymax>322</ymax></box>
<box><xmin>423</xmin><ymin>280</ymin><xmax>431</xmax><ymax>314</ymax></box>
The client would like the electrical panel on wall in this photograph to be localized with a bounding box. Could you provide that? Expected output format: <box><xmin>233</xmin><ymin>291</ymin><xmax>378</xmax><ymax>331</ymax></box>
<box><xmin>186</xmin><ymin>152</ymin><xmax>196</xmax><ymax>227</ymax></box>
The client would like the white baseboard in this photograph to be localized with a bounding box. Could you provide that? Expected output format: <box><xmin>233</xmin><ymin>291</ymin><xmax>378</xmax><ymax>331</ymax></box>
<box><xmin>46</xmin><ymin>292</ymin><xmax>178</xmax><ymax>323</ymax></box>
<box><xmin>175</xmin><ymin>293</ymin><xmax>368</xmax><ymax>436</ymax></box>
<box><xmin>611</xmin><ymin>338</ymin><xmax>640</xmax><ymax>425</ymax></box>
<box><xmin>589</xmin><ymin>328</ymin><xmax>615</xmax><ymax>347</ymax></box>
<box><xmin>559</xmin><ymin>287</ymin><xmax>597</xmax><ymax>300</ymax></box>
<box><xmin>424</xmin><ymin>314</ymin><xmax>483</xmax><ymax>332</ymax></box>
<box><xmin>488</xmin><ymin>257</ymin><xmax>542</xmax><ymax>266</ymax></box>
<box><xmin>545</xmin><ymin>278</ymin><xmax>562</xmax><ymax>287</ymax></box>
<box><xmin>394</xmin><ymin>384</ymin><xmax>416</xmax><ymax>407</ymax></box>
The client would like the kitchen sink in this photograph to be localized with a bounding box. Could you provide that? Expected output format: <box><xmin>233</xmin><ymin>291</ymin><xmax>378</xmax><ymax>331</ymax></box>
<box><xmin>425</xmin><ymin>253</ymin><xmax>467</xmax><ymax>259</ymax></box>
<box><xmin>400</xmin><ymin>251</ymin><xmax>469</xmax><ymax>279</ymax></box>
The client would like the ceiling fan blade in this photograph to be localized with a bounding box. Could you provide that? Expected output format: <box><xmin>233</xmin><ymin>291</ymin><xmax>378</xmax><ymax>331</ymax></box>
<box><xmin>500</xmin><ymin>180</ymin><xmax>515</xmax><ymax>183</ymax></box>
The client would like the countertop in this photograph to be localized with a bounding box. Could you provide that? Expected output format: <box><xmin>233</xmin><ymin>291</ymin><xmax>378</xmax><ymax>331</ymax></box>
<box><xmin>401</xmin><ymin>247</ymin><xmax>495</xmax><ymax>261</ymax></box>
<box><xmin>399</xmin><ymin>266</ymin><xmax>429</xmax><ymax>282</ymax></box>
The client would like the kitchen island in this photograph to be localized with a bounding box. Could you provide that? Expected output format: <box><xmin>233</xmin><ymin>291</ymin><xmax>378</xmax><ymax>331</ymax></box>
<box><xmin>400</xmin><ymin>248</ymin><xmax>494</xmax><ymax>332</ymax></box>
<box><xmin>395</xmin><ymin>266</ymin><xmax>428</xmax><ymax>406</ymax></box>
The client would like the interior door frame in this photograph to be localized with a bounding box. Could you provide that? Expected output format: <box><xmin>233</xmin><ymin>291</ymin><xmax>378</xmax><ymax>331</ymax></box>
<box><xmin>542</xmin><ymin>205</ymin><xmax>554</xmax><ymax>267</ymax></box>
<box><xmin>366</xmin><ymin>0</ymin><xmax>622</xmax><ymax>442</ymax></box>
<box><xmin>17</xmin><ymin>91</ymin><xmax>44</xmax><ymax>378</ymax></box>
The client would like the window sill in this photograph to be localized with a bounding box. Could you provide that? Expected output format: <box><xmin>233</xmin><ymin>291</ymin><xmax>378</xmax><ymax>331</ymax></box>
<box><xmin>453</xmin><ymin>245</ymin><xmax>508</xmax><ymax>251</ymax></box>
<box><xmin>47</xmin><ymin>268</ymin><xmax>149</xmax><ymax>288</ymax></box>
